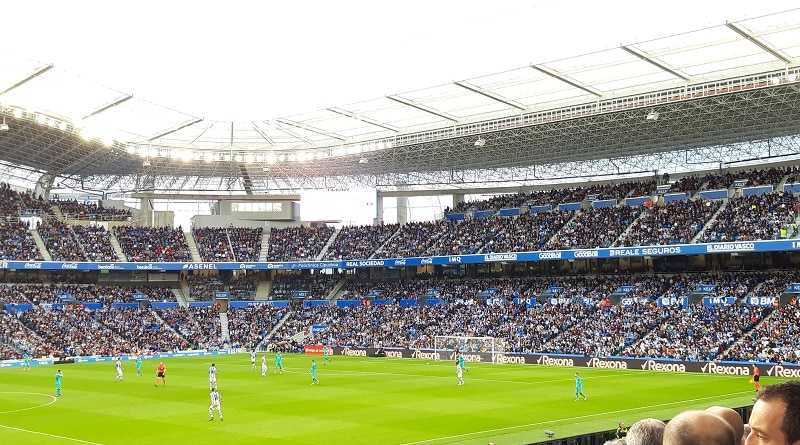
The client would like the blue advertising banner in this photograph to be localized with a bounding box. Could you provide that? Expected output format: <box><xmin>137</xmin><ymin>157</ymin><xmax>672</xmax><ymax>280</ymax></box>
<box><xmin>743</xmin><ymin>185</ymin><xmax>773</xmax><ymax>197</ymax></box>
<box><xmin>663</xmin><ymin>192</ymin><xmax>688</xmax><ymax>203</ymax></box>
<box><xmin>626</xmin><ymin>196</ymin><xmax>651</xmax><ymax>206</ymax></box>
<box><xmin>529</xmin><ymin>205</ymin><xmax>551</xmax><ymax>214</ymax></box>
<box><xmin>657</xmin><ymin>297</ymin><xmax>688</xmax><ymax>308</ymax></box>
<box><xmin>703</xmin><ymin>296</ymin><xmax>737</xmax><ymax>306</ymax></box>
<box><xmin>0</xmin><ymin>239</ymin><xmax>798</xmax><ymax>272</ymax></box>
<box><xmin>695</xmin><ymin>284</ymin><xmax>717</xmax><ymax>294</ymax></box>
<box><xmin>787</xmin><ymin>283</ymin><xmax>800</xmax><ymax>293</ymax></box>
<box><xmin>699</xmin><ymin>189</ymin><xmax>728</xmax><ymax>200</ymax></box>
<box><xmin>785</xmin><ymin>183</ymin><xmax>800</xmax><ymax>193</ymax></box>
<box><xmin>498</xmin><ymin>208</ymin><xmax>521</xmax><ymax>217</ymax></box>
<box><xmin>592</xmin><ymin>199</ymin><xmax>617</xmax><ymax>208</ymax></box>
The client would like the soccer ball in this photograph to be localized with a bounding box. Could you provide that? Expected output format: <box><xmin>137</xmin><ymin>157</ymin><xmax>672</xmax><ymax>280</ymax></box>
<box><xmin>427</xmin><ymin>362</ymin><xmax>430</xmax><ymax>365</ymax></box>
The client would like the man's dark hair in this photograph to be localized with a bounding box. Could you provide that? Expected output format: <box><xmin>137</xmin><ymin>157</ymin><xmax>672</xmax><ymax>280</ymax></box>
<box><xmin>756</xmin><ymin>380</ymin><xmax>800</xmax><ymax>443</ymax></box>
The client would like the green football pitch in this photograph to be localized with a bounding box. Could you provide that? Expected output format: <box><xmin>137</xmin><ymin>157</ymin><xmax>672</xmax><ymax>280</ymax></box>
<box><xmin>0</xmin><ymin>354</ymin><xmax>771</xmax><ymax>445</ymax></box>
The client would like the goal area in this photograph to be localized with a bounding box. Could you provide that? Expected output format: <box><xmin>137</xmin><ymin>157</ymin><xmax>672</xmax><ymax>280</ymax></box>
<box><xmin>433</xmin><ymin>335</ymin><xmax>507</xmax><ymax>364</ymax></box>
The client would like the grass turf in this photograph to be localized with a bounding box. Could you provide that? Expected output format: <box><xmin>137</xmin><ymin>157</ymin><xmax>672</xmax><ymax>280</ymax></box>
<box><xmin>0</xmin><ymin>354</ymin><xmax>771</xmax><ymax>445</ymax></box>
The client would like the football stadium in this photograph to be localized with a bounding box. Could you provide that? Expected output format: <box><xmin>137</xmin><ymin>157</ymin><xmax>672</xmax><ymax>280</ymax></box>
<box><xmin>2</xmin><ymin>3</ymin><xmax>800</xmax><ymax>445</ymax></box>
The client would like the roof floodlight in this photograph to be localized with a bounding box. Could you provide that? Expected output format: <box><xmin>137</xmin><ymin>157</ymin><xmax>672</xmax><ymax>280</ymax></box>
<box><xmin>0</xmin><ymin>117</ymin><xmax>8</xmax><ymax>131</ymax></box>
<box><xmin>12</xmin><ymin>108</ymin><xmax>23</xmax><ymax>119</ymax></box>
<box><xmin>79</xmin><ymin>127</ymin><xmax>94</xmax><ymax>141</ymax></box>
<box><xmin>101</xmin><ymin>135</ymin><xmax>115</xmax><ymax>147</ymax></box>
<box><xmin>646</xmin><ymin>111</ymin><xmax>660</xmax><ymax>121</ymax></box>
<box><xmin>474</xmin><ymin>137</ymin><xmax>486</xmax><ymax>147</ymax></box>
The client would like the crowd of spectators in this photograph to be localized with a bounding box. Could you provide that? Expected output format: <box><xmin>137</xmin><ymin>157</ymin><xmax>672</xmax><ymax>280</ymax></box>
<box><xmin>269</xmin><ymin>273</ymin><xmax>341</xmax><ymax>300</ymax></box>
<box><xmin>226</xmin><ymin>304</ymin><xmax>286</xmax><ymax>349</ymax></box>
<box><xmin>617</xmin><ymin>200</ymin><xmax>722</xmax><ymax>246</ymax></box>
<box><xmin>193</xmin><ymin>227</ymin><xmax>263</xmax><ymax>262</ymax></box>
<box><xmin>322</xmin><ymin>223</ymin><xmax>400</xmax><ymax>260</ymax></box>
<box><xmin>229</xmin><ymin>273</ymin><xmax>259</xmax><ymax>300</ymax></box>
<box><xmin>187</xmin><ymin>275</ymin><xmax>225</xmax><ymax>301</ymax></box>
<box><xmin>0</xmin><ymin>220</ymin><xmax>43</xmax><ymax>261</ymax></box>
<box><xmin>71</xmin><ymin>224</ymin><xmax>119</xmax><ymax>261</ymax></box>
<box><xmin>154</xmin><ymin>305</ymin><xmax>221</xmax><ymax>350</ymax></box>
<box><xmin>545</xmin><ymin>206</ymin><xmax>642</xmax><ymax>250</ymax></box>
<box><xmin>2</xmin><ymin>165</ymin><xmax>800</xmax><ymax>266</ymax></box>
<box><xmin>373</xmin><ymin>220</ymin><xmax>455</xmax><ymax>258</ymax></box>
<box><xmin>446</xmin><ymin>181</ymin><xmax>654</xmax><ymax>214</ymax></box>
<box><xmin>426</xmin><ymin>217</ymin><xmax>509</xmax><ymax>256</ymax></box>
<box><xmin>0</xmin><ymin>283</ymin><xmax>177</xmax><ymax>304</ymax></box>
<box><xmin>113</xmin><ymin>225</ymin><xmax>192</xmax><ymax>262</ymax></box>
<box><xmin>267</xmin><ymin>225</ymin><xmax>335</xmax><ymax>261</ymax></box>
<box><xmin>53</xmin><ymin>199</ymin><xmax>132</xmax><ymax>221</ymax></box>
<box><xmin>699</xmin><ymin>191</ymin><xmax>799</xmax><ymax>242</ymax></box>
<box><xmin>38</xmin><ymin>220</ymin><xmax>86</xmax><ymax>261</ymax></box>
<box><xmin>483</xmin><ymin>211</ymin><xmax>573</xmax><ymax>253</ymax></box>
<box><xmin>2</xmin><ymin>269</ymin><xmax>799</xmax><ymax>362</ymax></box>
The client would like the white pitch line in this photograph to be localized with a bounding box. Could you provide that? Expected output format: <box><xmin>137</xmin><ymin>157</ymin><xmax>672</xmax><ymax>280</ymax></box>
<box><xmin>0</xmin><ymin>392</ymin><xmax>104</xmax><ymax>443</ymax></box>
<box><xmin>398</xmin><ymin>390</ymin><xmax>754</xmax><ymax>445</ymax></box>
<box><xmin>0</xmin><ymin>424</ymin><xmax>105</xmax><ymax>444</ymax></box>
<box><xmin>0</xmin><ymin>392</ymin><xmax>58</xmax><ymax>414</ymax></box>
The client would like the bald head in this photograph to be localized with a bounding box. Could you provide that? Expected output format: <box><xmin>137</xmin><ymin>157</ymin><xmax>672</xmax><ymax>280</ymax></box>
<box><xmin>663</xmin><ymin>410</ymin><xmax>736</xmax><ymax>445</ymax></box>
<box><xmin>627</xmin><ymin>418</ymin><xmax>666</xmax><ymax>445</ymax></box>
<box><xmin>706</xmin><ymin>406</ymin><xmax>744</xmax><ymax>445</ymax></box>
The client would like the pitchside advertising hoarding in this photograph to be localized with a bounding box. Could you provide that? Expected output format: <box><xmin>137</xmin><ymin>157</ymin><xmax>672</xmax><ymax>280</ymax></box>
<box><xmin>300</xmin><ymin>346</ymin><xmax>800</xmax><ymax>377</ymax></box>
<box><xmin>3</xmin><ymin>348</ymin><xmax>799</xmax><ymax>377</ymax></box>
<box><xmin>1</xmin><ymin>239</ymin><xmax>800</xmax><ymax>271</ymax></box>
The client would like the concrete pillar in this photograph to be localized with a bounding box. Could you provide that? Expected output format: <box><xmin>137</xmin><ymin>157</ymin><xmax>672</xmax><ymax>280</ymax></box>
<box><xmin>452</xmin><ymin>193</ymin><xmax>465</xmax><ymax>210</ymax></box>
<box><xmin>397</xmin><ymin>196</ymin><xmax>409</xmax><ymax>225</ymax></box>
<box><xmin>140</xmin><ymin>198</ymin><xmax>153</xmax><ymax>227</ymax></box>
<box><xmin>375</xmin><ymin>195</ymin><xmax>384</xmax><ymax>224</ymax></box>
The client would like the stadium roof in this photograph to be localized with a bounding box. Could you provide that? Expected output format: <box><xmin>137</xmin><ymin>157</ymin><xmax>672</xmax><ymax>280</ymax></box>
<box><xmin>2</xmin><ymin>8</ymin><xmax>800</xmax><ymax>195</ymax></box>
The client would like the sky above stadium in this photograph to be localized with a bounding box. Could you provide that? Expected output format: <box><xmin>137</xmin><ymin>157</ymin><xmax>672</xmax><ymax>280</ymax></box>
<box><xmin>6</xmin><ymin>0</ymin><xmax>799</xmax><ymax>122</ymax></box>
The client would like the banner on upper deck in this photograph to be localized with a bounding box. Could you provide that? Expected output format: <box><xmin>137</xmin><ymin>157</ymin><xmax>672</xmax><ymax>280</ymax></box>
<box><xmin>0</xmin><ymin>239</ymin><xmax>798</xmax><ymax>271</ymax></box>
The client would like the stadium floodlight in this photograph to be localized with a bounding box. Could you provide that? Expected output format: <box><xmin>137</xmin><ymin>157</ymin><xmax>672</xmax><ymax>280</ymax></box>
<box><xmin>646</xmin><ymin>111</ymin><xmax>660</xmax><ymax>121</ymax></box>
<box><xmin>474</xmin><ymin>137</ymin><xmax>486</xmax><ymax>147</ymax></box>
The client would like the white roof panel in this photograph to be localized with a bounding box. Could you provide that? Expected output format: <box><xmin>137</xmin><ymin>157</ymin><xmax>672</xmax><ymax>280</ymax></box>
<box><xmin>3</xmin><ymin>10</ymin><xmax>800</xmax><ymax>156</ymax></box>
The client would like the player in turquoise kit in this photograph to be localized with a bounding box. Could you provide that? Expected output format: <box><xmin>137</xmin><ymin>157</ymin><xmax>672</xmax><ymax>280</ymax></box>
<box><xmin>274</xmin><ymin>351</ymin><xmax>283</xmax><ymax>374</ymax></box>
<box><xmin>22</xmin><ymin>352</ymin><xmax>31</xmax><ymax>371</ymax></box>
<box><xmin>458</xmin><ymin>352</ymin><xmax>469</xmax><ymax>372</ymax></box>
<box><xmin>574</xmin><ymin>372</ymin><xmax>587</xmax><ymax>401</ymax></box>
<box><xmin>323</xmin><ymin>346</ymin><xmax>332</xmax><ymax>364</ymax></box>
<box><xmin>310</xmin><ymin>359</ymin><xmax>319</xmax><ymax>384</ymax></box>
<box><xmin>135</xmin><ymin>355</ymin><xmax>143</xmax><ymax>376</ymax></box>
<box><xmin>55</xmin><ymin>369</ymin><xmax>63</xmax><ymax>396</ymax></box>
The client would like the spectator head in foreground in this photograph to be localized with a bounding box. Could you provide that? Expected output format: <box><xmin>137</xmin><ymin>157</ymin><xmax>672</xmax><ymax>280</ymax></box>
<box><xmin>746</xmin><ymin>381</ymin><xmax>800</xmax><ymax>445</ymax></box>
<box><xmin>663</xmin><ymin>410</ymin><xmax>735</xmax><ymax>445</ymax></box>
<box><xmin>707</xmin><ymin>406</ymin><xmax>745</xmax><ymax>445</ymax></box>
<box><xmin>627</xmin><ymin>417</ymin><xmax>666</xmax><ymax>445</ymax></box>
